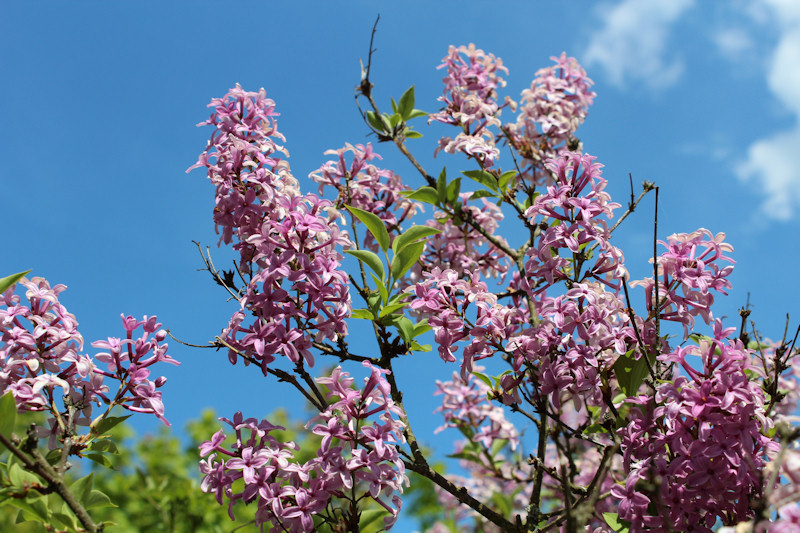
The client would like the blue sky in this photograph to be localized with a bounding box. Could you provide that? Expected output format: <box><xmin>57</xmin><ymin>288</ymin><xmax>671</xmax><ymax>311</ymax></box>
<box><xmin>3</xmin><ymin>0</ymin><xmax>800</xmax><ymax>508</ymax></box>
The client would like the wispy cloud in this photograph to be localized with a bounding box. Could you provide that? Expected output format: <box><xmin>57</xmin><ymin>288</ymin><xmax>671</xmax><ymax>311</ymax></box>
<box><xmin>583</xmin><ymin>0</ymin><xmax>695</xmax><ymax>89</ymax></box>
<box><xmin>712</xmin><ymin>27</ymin><xmax>755</xmax><ymax>62</ymax></box>
<box><xmin>736</xmin><ymin>0</ymin><xmax>800</xmax><ymax>220</ymax></box>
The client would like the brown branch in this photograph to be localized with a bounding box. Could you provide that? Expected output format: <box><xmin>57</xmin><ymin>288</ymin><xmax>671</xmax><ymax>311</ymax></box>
<box><xmin>0</xmin><ymin>429</ymin><xmax>103</xmax><ymax>532</ymax></box>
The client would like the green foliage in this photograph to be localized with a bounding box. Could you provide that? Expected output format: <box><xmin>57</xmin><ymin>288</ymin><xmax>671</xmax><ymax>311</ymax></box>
<box><xmin>0</xmin><ymin>270</ymin><xmax>31</xmax><ymax>294</ymax></box>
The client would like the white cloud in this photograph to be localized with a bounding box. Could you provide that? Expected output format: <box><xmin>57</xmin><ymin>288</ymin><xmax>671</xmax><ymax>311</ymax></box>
<box><xmin>737</xmin><ymin>129</ymin><xmax>800</xmax><ymax>221</ymax></box>
<box><xmin>583</xmin><ymin>0</ymin><xmax>695</xmax><ymax>89</ymax></box>
<box><xmin>737</xmin><ymin>0</ymin><xmax>800</xmax><ymax>220</ymax></box>
<box><xmin>713</xmin><ymin>27</ymin><xmax>754</xmax><ymax>62</ymax></box>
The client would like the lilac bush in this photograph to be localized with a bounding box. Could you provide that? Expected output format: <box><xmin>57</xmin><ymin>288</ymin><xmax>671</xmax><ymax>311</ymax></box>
<box><xmin>181</xmin><ymin>42</ymin><xmax>800</xmax><ymax>532</ymax></box>
<box><xmin>4</xmin><ymin>32</ymin><xmax>800</xmax><ymax>533</ymax></box>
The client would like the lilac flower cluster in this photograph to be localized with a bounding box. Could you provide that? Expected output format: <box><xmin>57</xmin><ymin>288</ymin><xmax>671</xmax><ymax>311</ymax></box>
<box><xmin>188</xmin><ymin>84</ymin><xmax>299</xmax><ymax>269</ymax></box>
<box><xmin>417</xmin><ymin>192</ymin><xmax>512</xmax><ymax>281</ymax></box>
<box><xmin>434</xmin><ymin>370</ymin><xmax>519</xmax><ymax>450</ymax></box>
<box><xmin>408</xmin><ymin>268</ymin><xmax>524</xmax><ymax>379</ymax></box>
<box><xmin>0</xmin><ymin>277</ymin><xmax>177</xmax><ymax>437</ymax></box>
<box><xmin>615</xmin><ymin>331</ymin><xmax>774</xmax><ymax>531</ymax></box>
<box><xmin>522</xmin><ymin>151</ymin><xmax>624</xmax><ymax>294</ymax></box>
<box><xmin>430</xmin><ymin>44</ymin><xmax>513</xmax><ymax>167</ymax></box>
<box><xmin>632</xmin><ymin>229</ymin><xmax>735</xmax><ymax>337</ymax></box>
<box><xmin>506</xmin><ymin>53</ymin><xmax>596</xmax><ymax>179</ymax></box>
<box><xmin>192</xmin><ymin>87</ymin><xmax>352</xmax><ymax>372</ymax></box>
<box><xmin>199</xmin><ymin>362</ymin><xmax>407</xmax><ymax>531</ymax></box>
<box><xmin>510</xmin><ymin>282</ymin><xmax>636</xmax><ymax>411</ymax></box>
<box><xmin>310</xmin><ymin>142</ymin><xmax>420</xmax><ymax>251</ymax></box>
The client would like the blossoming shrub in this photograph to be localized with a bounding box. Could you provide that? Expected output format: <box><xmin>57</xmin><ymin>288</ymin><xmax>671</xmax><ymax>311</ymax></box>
<box><xmin>4</xmin><ymin>40</ymin><xmax>800</xmax><ymax>533</ymax></box>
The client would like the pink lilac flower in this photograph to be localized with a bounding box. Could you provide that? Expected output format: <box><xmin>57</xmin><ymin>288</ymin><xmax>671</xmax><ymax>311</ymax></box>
<box><xmin>415</xmin><ymin>192</ymin><xmax>512</xmax><ymax>282</ymax></box>
<box><xmin>188</xmin><ymin>84</ymin><xmax>299</xmax><ymax>270</ymax></box>
<box><xmin>0</xmin><ymin>277</ymin><xmax>177</xmax><ymax>440</ymax></box>
<box><xmin>408</xmin><ymin>268</ymin><xmax>524</xmax><ymax>379</ymax></box>
<box><xmin>192</xmin><ymin>87</ymin><xmax>352</xmax><ymax>372</ymax></box>
<box><xmin>434</xmin><ymin>370</ymin><xmax>519</xmax><ymax>450</ymax></box>
<box><xmin>199</xmin><ymin>363</ymin><xmax>407</xmax><ymax>531</ymax></box>
<box><xmin>505</xmin><ymin>53</ymin><xmax>596</xmax><ymax>186</ymax></box>
<box><xmin>614</xmin><ymin>337</ymin><xmax>774</xmax><ymax>531</ymax></box>
<box><xmin>523</xmin><ymin>151</ymin><xmax>624</xmax><ymax>296</ymax></box>
<box><xmin>309</xmin><ymin>142</ymin><xmax>420</xmax><ymax>251</ymax></box>
<box><xmin>631</xmin><ymin>228</ymin><xmax>734</xmax><ymax>339</ymax></box>
<box><xmin>430</xmin><ymin>44</ymin><xmax>513</xmax><ymax>167</ymax></box>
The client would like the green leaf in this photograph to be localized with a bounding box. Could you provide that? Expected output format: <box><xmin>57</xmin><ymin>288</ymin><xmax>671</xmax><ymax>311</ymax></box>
<box><xmin>88</xmin><ymin>439</ymin><xmax>119</xmax><ymax>454</ymax></box>
<box><xmin>345</xmin><ymin>206</ymin><xmax>390</xmax><ymax>253</ymax></box>
<box><xmin>498</xmin><ymin>170</ymin><xmax>517</xmax><ymax>191</ymax></box>
<box><xmin>366</xmin><ymin>110</ymin><xmax>385</xmax><ymax>132</ymax></box>
<box><xmin>404</xmin><ymin>128</ymin><xmax>423</xmax><ymax>139</ymax></box>
<box><xmin>413</xmin><ymin>319</ymin><xmax>431</xmax><ymax>337</ymax></box>
<box><xmin>613</xmin><ymin>350</ymin><xmax>651</xmax><ymax>397</ymax></box>
<box><xmin>345</xmin><ymin>249</ymin><xmax>385</xmax><ymax>281</ymax></box>
<box><xmin>603</xmin><ymin>512</ymin><xmax>631</xmax><ymax>533</ymax></box>
<box><xmin>390</xmin><ymin>96</ymin><xmax>398</xmax><ymax>114</ymax></box>
<box><xmin>379</xmin><ymin>301</ymin><xmax>408</xmax><ymax>317</ymax></box>
<box><xmin>351</xmin><ymin>309</ymin><xmax>375</xmax><ymax>320</ymax></box>
<box><xmin>472</xmin><ymin>372</ymin><xmax>493</xmax><ymax>389</ymax></box>
<box><xmin>51</xmin><ymin>511</ymin><xmax>79</xmax><ymax>530</ymax></box>
<box><xmin>6</xmin><ymin>495</ymin><xmax>49</xmax><ymax>523</ymax></box>
<box><xmin>71</xmin><ymin>473</ymin><xmax>94</xmax><ymax>506</ymax></box>
<box><xmin>392</xmin><ymin>225</ymin><xmax>441</xmax><ymax>255</ymax></box>
<box><xmin>371</xmin><ymin>273</ymin><xmax>389</xmax><ymax>305</ymax></box>
<box><xmin>490</xmin><ymin>438</ymin><xmax>507</xmax><ymax>457</ymax></box>
<box><xmin>83</xmin><ymin>452</ymin><xmax>115</xmax><ymax>469</ymax></box>
<box><xmin>405</xmin><ymin>186</ymin><xmax>439</xmax><ymax>205</ymax></box>
<box><xmin>407</xmin><ymin>109</ymin><xmax>428</xmax><ymax>119</ymax></box>
<box><xmin>0</xmin><ymin>270</ymin><xmax>30</xmax><ymax>294</ymax></box>
<box><xmin>462</xmin><ymin>169</ymin><xmax>498</xmax><ymax>192</ymax></box>
<box><xmin>437</xmin><ymin>167</ymin><xmax>448</xmax><ymax>204</ymax></box>
<box><xmin>394</xmin><ymin>316</ymin><xmax>415</xmax><ymax>344</ymax></box>
<box><xmin>91</xmin><ymin>414</ymin><xmax>132</xmax><ymax>436</ymax></box>
<box><xmin>8</xmin><ymin>462</ymin><xmax>38</xmax><ymax>486</ymax></box>
<box><xmin>359</xmin><ymin>508</ymin><xmax>389</xmax><ymax>532</ymax></box>
<box><xmin>410</xmin><ymin>341</ymin><xmax>431</xmax><ymax>352</ymax></box>
<box><xmin>469</xmin><ymin>189</ymin><xmax>498</xmax><ymax>200</ymax></box>
<box><xmin>446</xmin><ymin>178</ymin><xmax>462</xmax><ymax>204</ymax></box>
<box><xmin>0</xmin><ymin>392</ymin><xmax>17</xmax><ymax>437</ymax></box>
<box><xmin>84</xmin><ymin>489</ymin><xmax>114</xmax><ymax>510</ymax></box>
<box><xmin>390</xmin><ymin>241</ymin><xmax>425</xmax><ymax>280</ymax></box>
<box><xmin>398</xmin><ymin>85</ymin><xmax>415</xmax><ymax>121</ymax></box>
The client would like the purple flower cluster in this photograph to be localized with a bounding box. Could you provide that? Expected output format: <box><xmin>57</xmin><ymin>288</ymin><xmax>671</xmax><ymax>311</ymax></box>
<box><xmin>510</xmin><ymin>282</ymin><xmax>636</xmax><ymax>411</ymax></box>
<box><xmin>192</xmin><ymin>87</ymin><xmax>352</xmax><ymax>372</ymax></box>
<box><xmin>506</xmin><ymin>53</ymin><xmax>596</xmax><ymax>179</ymax></box>
<box><xmin>221</xmin><ymin>193</ymin><xmax>351</xmax><ymax>370</ymax></box>
<box><xmin>0</xmin><ymin>277</ymin><xmax>177</xmax><ymax>437</ymax></box>
<box><xmin>434</xmin><ymin>370</ymin><xmax>519</xmax><ymax>450</ymax></box>
<box><xmin>523</xmin><ymin>151</ymin><xmax>624</xmax><ymax>294</ymax></box>
<box><xmin>615</xmin><ymin>333</ymin><xmax>774</xmax><ymax>531</ymax></box>
<box><xmin>199</xmin><ymin>362</ymin><xmax>407</xmax><ymax>531</ymax></box>
<box><xmin>416</xmin><ymin>192</ymin><xmax>512</xmax><ymax>282</ymax></box>
<box><xmin>632</xmin><ymin>229</ymin><xmax>735</xmax><ymax>338</ymax></box>
<box><xmin>310</xmin><ymin>142</ymin><xmax>419</xmax><ymax>250</ymax></box>
<box><xmin>430</xmin><ymin>44</ymin><xmax>512</xmax><ymax>167</ymax></box>
<box><xmin>188</xmin><ymin>85</ymin><xmax>299</xmax><ymax>270</ymax></box>
<box><xmin>408</xmin><ymin>268</ymin><xmax>524</xmax><ymax>379</ymax></box>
